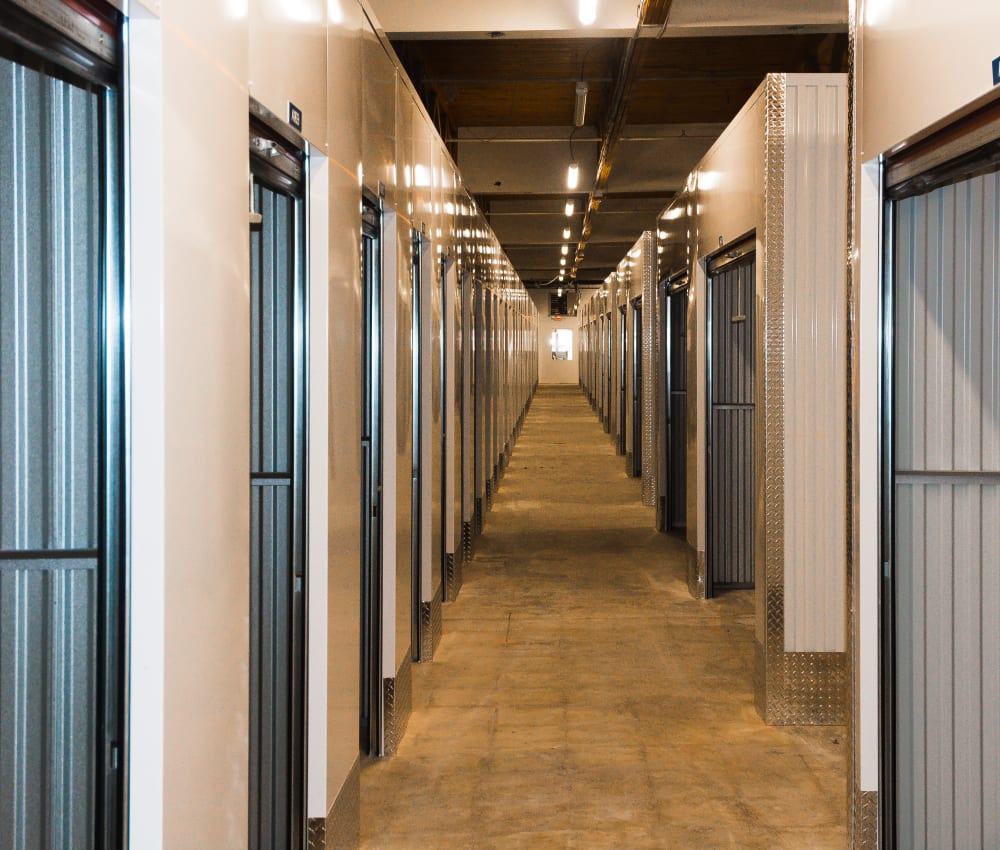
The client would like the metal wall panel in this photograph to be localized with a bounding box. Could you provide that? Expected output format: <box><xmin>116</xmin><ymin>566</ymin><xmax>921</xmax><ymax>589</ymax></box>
<box><xmin>0</xmin><ymin>56</ymin><xmax>105</xmax><ymax>850</ymax></box>
<box><xmin>708</xmin><ymin>256</ymin><xmax>756</xmax><ymax>589</ymax></box>
<box><xmin>782</xmin><ymin>79</ymin><xmax>848</xmax><ymax>652</ymax></box>
<box><xmin>893</xmin><ymin>169</ymin><xmax>1000</xmax><ymax>850</ymax></box>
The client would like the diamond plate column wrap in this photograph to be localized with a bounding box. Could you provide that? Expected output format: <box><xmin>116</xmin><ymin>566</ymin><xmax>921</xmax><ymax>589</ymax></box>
<box><xmin>640</xmin><ymin>231</ymin><xmax>657</xmax><ymax>507</ymax></box>
<box><xmin>755</xmin><ymin>73</ymin><xmax>788</xmax><ymax>719</ymax></box>
<box><xmin>755</xmin><ymin>74</ymin><xmax>848</xmax><ymax>726</ymax></box>
<box><xmin>854</xmin><ymin>789</ymin><xmax>879</xmax><ymax>849</ymax></box>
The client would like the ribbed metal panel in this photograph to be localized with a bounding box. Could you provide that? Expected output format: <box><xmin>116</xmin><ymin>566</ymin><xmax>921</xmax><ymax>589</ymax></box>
<box><xmin>0</xmin><ymin>56</ymin><xmax>102</xmax><ymax>849</ymax></box>
<box><xmin>251</xmin><ymin>187</ymin><xmax>294</xmax><ymax>476</ymax></box>
<box><xmin>782</xmin><ymin>78</ymin><xmax>847</xmax><ymax>652</ymax></box>
<box><xmin>0</xmin><ymin>60</ymin><xmax>100</xmax><ymax>551</ymax></box>
<box><xmin>893</xmin><ymin>168</ymin><xmax>1000</xmax><ymax>850</ymax></box>
<box><xmin>708</xmin><ymin>257</ymin><xmax>755</xmax><ymax>589</ymax></box>
<box><xmin>249</xmin><ymin>484</ymin><xmax>293</xmax><ymax>847</ymax></box>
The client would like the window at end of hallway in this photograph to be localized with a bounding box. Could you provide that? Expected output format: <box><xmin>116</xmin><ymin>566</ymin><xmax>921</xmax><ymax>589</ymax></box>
<box><xmin>550</xmin><ymin>329</ymin><xmax>573</xmax><ymax>361</ymax></box>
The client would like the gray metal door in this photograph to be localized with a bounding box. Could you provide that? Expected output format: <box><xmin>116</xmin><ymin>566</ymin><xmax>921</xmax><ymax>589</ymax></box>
<box><xmin>619</xmin><ymin>305</ymin><xmax>627</xmax><ymax>455</ymax></box>
<box><xmin>0</xmin><ymin>8</ymin><xmax>124</xmax><ymax>847</ymax></box>
<box><xmin>667</xmin><ymin>278</ymin><xmax>688</xmax><ymax>529</ymax></box>
<box><xmin>248</xmin><ymin>113</ymin><xmax>307</xmax><ymax>850</ymax></box>
<box><xmin>631</xmin><ymin>298</ymin><xmax>642</xmax><ymax>478</ymax></box>
<box><xmin>886</xmin><ymin>154</ymin><xmax>1000</xmax><ymax>850</ymax></box>
<box><xmin>410</xmin><ymin>233</ymin><xmax>424</xmax><ymax>658</ymax></box>
<box><xmin>604</xmin><ymin>312</ymin><xmax>612</xmax><ymax>432</ymax></box>
<box><xmin>707</xmin><ymin>247</ymin><xmax>755</xmax><ymax>595</ymax></box>
<box><xmin>473</xmin><ymin>280</ymin><xmax>485</xmax><ymax>532</ymax></box>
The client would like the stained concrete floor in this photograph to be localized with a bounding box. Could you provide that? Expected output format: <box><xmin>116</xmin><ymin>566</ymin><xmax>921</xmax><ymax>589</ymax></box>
<box><xmin>361</xmin><ymin>385</ymin><xmax>848</xmax><ymax>849</ymax></box>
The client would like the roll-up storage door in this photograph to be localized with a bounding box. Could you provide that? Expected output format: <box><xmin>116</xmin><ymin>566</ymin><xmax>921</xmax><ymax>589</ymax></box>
<box><xmin>604</xmin><ymin>312</ymin><xmax>612</xmax><ymax>432</ymax></box>
<box><xmin>473</xmin><ymin>280</ymin><xmax>485</xmax><ymax>531</ymax></box>
<box><xmin>631</xmin><ymin>297</ymin><xmax>642</xmax><ymax>478</ymax></box>
<box><xmin>359</xmin><ymin>190</ymin><xmax>383</xmax><ymax>755</ymax></box>
<box><xmin>707</xmin><ymin>242</ymin><xmax>755</xmax><ymax>595</ymax></box>
<box><xmin>618</xmin><ymin>305</ymin><xmax>627</xmax><ymax>455</ymax></box>
<box><xmin>0</xmin><ymin>3</ymin><xmax>123</xmax><ymax>847</ymax></box>
<box><xmin>248</xmin><ymin>105</ymin><xmax>307</xmax><ymax>850</ymax></box>
<box><xmin>666</xmin><ymin>273</ymin><xmax>689</xmax><ymax>529</ymax></box>
<box><xmin>884</xmin><ymin>112</ymin><xmax>1000</xmax><ymax>849</ymax></box>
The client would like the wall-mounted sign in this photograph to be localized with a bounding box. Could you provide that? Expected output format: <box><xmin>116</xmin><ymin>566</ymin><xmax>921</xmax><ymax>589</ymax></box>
<box><xmin>993</xmin><ymin>56</ymin><xmax>1000</xmax><ymax>86</ymax></box>
<box><xmin>288</xmin><ymin>102</ymin><xmax>303</xmax><ymax>131</ymax></box>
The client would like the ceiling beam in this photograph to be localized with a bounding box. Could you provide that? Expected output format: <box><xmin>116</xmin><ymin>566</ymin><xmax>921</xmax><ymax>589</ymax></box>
<box><xmin>420</xmin><ymin>70</ymin><xmax>768</xmax><ymax>85</ymax></box>
<box><xmin>475</xmin><ymin>190</ymin><xmax>674</xmax><ymax>203</ymax></box>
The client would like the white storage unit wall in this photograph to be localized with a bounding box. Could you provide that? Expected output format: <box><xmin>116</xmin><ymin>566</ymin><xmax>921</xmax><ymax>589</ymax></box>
<box><xmin>656</xmin><ymin>73</ymin><xmax>849</xmax><ymax>725</ymax></box>
<box><xmin>122</xmin><ymin>0</ymin><xmax>538</xmax><ymax>843</ymax></box>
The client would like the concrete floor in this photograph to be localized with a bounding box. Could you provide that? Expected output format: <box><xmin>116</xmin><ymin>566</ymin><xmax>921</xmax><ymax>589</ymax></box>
<box><xmin>361</xmin><ymin>385</ymin><xmax>848</xmax><ymax>849</ymax></box>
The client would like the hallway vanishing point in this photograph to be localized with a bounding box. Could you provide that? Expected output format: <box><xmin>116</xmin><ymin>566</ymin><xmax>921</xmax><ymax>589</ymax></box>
<box><xmin>361</xmin><ymin>386</ymin><xmax>848</xmax><ymax>849</ymax></box>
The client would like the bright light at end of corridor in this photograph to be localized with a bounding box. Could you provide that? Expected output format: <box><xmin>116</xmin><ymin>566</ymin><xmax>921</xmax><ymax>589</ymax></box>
<box><xmin>579</xmin><ymin>0</ymin><xmax>597</xmax><ymax>25</ymax></box>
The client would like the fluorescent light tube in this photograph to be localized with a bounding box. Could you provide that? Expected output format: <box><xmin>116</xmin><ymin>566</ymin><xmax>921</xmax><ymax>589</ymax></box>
<box><xmin>574</xmin><ymin>82</ymin><xmax>588</xmax><ymax>126</ymax></box>
<box><xmin>567</xmin><ymin>163</ymin><xmax>579</xmax><ymax>189</ymax></box>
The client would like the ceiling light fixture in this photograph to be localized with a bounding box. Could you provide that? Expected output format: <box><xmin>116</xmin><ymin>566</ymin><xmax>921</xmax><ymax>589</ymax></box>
<box><xmin>561</xmin><ymin>245</ymin><xmax>569</xmax><ymax>255</ymax></box>
<box><xmin>565</xmin><ymin>200</ymin><xmax>575</xmax><ymax>216</ymax></box>
<box><xmin>574</xmin><ymin>82</ymin><xmax>589</xmax><ymax>126</ymax></box>
<box><xmin>563</xmin><ymin>227</ymin><xmax>571</xmax><ymax>239</ymax></box>
<box><xmin>560</xmin><ymin>258</ymin><xmax>566</xmax><ymax>266</ymax></box>
<box><xmin>579</xmin><ymin>0</ymin><xmax>596</xmax><ymax>25</ymax></box>
<box><xmin>566</xmin><ymin>163</ymin><xmax>579</xmax><ymax>190</ymax></box>
<box><xmin>557</xmin><ymin>287</ymin><xmax>563</xmax><ymax>297</ymax></box>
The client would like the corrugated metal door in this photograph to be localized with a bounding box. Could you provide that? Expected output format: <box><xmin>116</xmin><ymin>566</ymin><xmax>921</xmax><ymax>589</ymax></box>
<box><xmin>604</xmin><ymin>312</ymin><xmax>612</xmax><ymax>431</ymax></box>
<box><xmin>889</xmin><ymin>165</ymin><xmax>1000</xmax><ymax>850</ymax></box>
<box><xmin>707</xmin><ymin>249</ymin><xmax>755</xmax><ymax>594</ymax></box>
<box><xmin>485</xmin><ymin>293</ymin><xmax>495</xmax><ymax>503</ymax></box>
<box><xmin>410</xmin><ymin>233</ymin><xmax>424</xmax><ymax>657</ymax></box>
<box><xmin>359</xmin><ymin>193</ymin><xmax>383</xmax><ymax>755</ymax></box>
<box><xmin>248</xmin><ymin>115</ymin><xmax>306</xmax><ymax>850</ymax></box>
<box><xmin>473</xmin><ymin>280</ymin><xmax>485</xmax><ymax>531</ymax></box>
<box><xmin>667</xmin><ymin>280</ymin><xmax>688</xmax><ymax>529</ymax></box>
<box><xmin>461</xmin><ymin>273</ymin><xmax>473</xmax><ymax>538</ymax></box>
<box><xmin>0</xmin><ymin>18</ymin><xmax>123</xmax><ymax>849</ymax></box>
<box><xmin>632</xmin><ymin>298</ymin><xmax>643</xmax><ymax>477</ymax></box>
<box><xmin>618</xmin><ymin>305</ymin><xmax>627</xmax><ymax>455</ymax></box>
